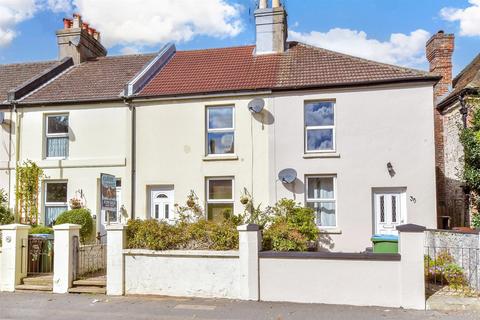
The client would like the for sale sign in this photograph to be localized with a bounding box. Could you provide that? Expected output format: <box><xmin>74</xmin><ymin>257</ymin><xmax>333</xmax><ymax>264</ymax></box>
<box><xmin>100</xmin><ymin>173</ymin><xmax>117</xmax><ymax>211</ymax></box>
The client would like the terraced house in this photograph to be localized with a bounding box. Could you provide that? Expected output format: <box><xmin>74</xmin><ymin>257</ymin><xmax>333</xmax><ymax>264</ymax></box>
<box><xmin>0</xmin><ymin>1</ymin><xmax>440</xmax><ymax>251</ymax></box>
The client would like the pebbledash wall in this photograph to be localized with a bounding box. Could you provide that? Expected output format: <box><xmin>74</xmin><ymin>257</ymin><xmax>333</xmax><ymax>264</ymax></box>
<box><xmin>106</xmin><ymin>224</ymin><xmax>427</xmax><ymax>310</ymax></box>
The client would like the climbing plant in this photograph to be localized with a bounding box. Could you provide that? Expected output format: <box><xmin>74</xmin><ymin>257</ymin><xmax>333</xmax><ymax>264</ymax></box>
<box><xmin>459</xmin><ymin>95</ymin><xmax>480</xmax><ymax>226</ymax></box>
<box><xmin>15</xmin><ymin>160</ymin><xmax>44</xmax><ymax>225</ymax></box>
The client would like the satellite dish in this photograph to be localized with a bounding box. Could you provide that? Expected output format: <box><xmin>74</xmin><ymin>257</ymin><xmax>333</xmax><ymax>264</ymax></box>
<box><xmin>278</xmin><ymin>168</ymin><xmax>297</xmax><ymax>184</ymax></box>
<box><xmin>248</xmin><ymin>98</ymin><xmax>265</xmax><ymax>113</ymax></box>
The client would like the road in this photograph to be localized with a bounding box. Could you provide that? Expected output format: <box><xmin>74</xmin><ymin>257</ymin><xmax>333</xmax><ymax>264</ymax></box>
<box><xmin>0</xmin><ymin>292</ymin><xmax>478</xmax><ymax>320</ymax></box>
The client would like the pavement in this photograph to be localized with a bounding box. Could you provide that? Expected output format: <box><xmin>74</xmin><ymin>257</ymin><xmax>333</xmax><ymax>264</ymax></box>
<box><xmin>0</xmin><ymin>292</ymin><xmax>479</xmax><ymax>320</ymax></box>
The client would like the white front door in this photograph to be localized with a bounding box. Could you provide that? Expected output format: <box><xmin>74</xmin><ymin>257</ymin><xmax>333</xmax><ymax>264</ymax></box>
<box><xmin>374</xmin><ymin>190</ymin><xmax>406</xmax><ymax>235</ymax></box>
<box><xmin>150</xmin><ymin>187</ymin><xmax>174</xmax><ymax>221</ymax></box>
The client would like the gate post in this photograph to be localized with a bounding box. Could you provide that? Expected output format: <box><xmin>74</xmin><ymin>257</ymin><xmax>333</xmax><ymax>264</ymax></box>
<box><xmin>238</xmin><ymin>224</ymin><xmax>261</xmax><ymax>301</ymax></box>
<box><xmin>53</xmin><ymin>224</ymin><xmax>80</xmax><ymax>294</ymax></box>
<box><xmin>106</xmin><ymin>224</ymin><xmax>126</xmax><ymax>295</ymax></box>
<box><xmin>0</xmin><ymin>224</ymin><xmax>31</xmax><ymax>292</ymax></box>
<box><xmin>397</xmin><ymin>224</ymin><xmax>426</xmax><ymax>310</ymax></box>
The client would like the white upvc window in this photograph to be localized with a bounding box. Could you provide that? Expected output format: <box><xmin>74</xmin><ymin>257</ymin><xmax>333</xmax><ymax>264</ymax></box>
<box><xmin>304</xmin><ymin>101</ymin><xmax>335</xmax><ymax>153</ymax></box>
<box><xmin>206</xmin><ymin>177</ymin><xmax>234</xmax><ymax>221</ymax></box>
<box><xmin>206</xmin><ymin>106</ymin><xmax>235</xmax><ymax>155</ymax></box>
<box><xmin>305</xmin><ymin>176</ymin><xmax>337</xmax><ymax>228</ymax></box>
<box><xmin>44</xmin><ymin>181</ymin><xmax>68</xmax><ymax>226</ymax></box>
<box><xmin>45</xmin><ymin>114</ymin><xmax>69</xmax><ymax>159</ymax></box>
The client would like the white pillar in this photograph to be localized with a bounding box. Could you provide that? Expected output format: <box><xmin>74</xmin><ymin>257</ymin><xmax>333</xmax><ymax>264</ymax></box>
<box><xmin>238</xmin><ymin>224</ymin><xmax>261</xmax><ymax>301</ymax></box>
<box><xmin>106</xmin><ymin>224</ymin><xmax>126</xmax><ymax>296</ymax></box>
<box><xmin>0</xmin><ymin>224</ymin><xmax>31</xmax><ymax>292</ymax></box>
<box><xmin>53</xmin><ymin>224</ymin><xmax>80</xmax><ymax>294</ymax></box>
<box><xmin>397</xmin><ymin>224</ymin><xmax>426</xmax><ymax>310</ymax></box>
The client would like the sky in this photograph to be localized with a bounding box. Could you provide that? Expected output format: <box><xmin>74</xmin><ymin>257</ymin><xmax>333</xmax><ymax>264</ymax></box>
<box><xmin>0</xmin><ymin>0</ymin><xmax>479</xmax><ymax>75</ymax></box>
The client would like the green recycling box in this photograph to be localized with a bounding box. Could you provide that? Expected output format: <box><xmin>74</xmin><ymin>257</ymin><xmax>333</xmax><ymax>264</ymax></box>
<box><xmin>371</xmin><ymin>234</ymin><xmax>399</xmax><ymax>253</ymax></box>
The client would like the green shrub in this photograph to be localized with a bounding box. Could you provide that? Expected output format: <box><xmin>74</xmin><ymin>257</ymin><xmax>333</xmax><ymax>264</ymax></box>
<box><xmin>126</xmin><ymin>218</ymin><xmax>239</xmax><ymax>251</ymax></box>
<box><xmin>424</xmin><ymin>250</ymin><xmax>469</xmax><ymax>290</ymax></box>
<box><xmin>0</xmin><ymin>189</ymin><xmax>13</xmax><ymax>225</ymax></box>
<box><xmin>54</xmin><ymin>208</ymin><xmax>93</xmax><ymax>243</ymax></box>
<box><xmin>263</xmin><ymin>199</ymin><xmax>319</xmax><ymax>251</ymax></box>
<box><xmin>472</xmin><ymin>213</ymin><xmax>480</xmax><ymax>229</ymax></box>
<box><xmin>29</xmin><ymin>225</ymin><xmax>53</xmax><ymax>235</ymax></box>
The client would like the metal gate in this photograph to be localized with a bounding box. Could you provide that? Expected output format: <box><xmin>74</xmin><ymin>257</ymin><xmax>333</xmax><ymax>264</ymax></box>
<box><xmin>26</xmin><ymin>235</ymin><xmax>54</xmax><ymax>275</ymax></box>
<box><xmin>72</xmin><ymin>236</ymin><xmax>106</xmax><ymax>280</ymax></box>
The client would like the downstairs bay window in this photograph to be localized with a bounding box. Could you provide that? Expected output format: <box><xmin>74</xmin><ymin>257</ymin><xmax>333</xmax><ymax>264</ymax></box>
<box><xmin>306</xmin><ymin>176</ymin><xmax>337</xmax><ymax>228</ymax></box>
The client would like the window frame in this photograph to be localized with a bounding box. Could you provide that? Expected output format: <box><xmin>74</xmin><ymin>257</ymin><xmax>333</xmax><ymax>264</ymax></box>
<box><xmin>205</xmin><ymin>177</ymin><xmax>235</xmax><ymax>220</ymax></box>
<box><xmin>304</xmin><ymin>101</ymin><xmax>336</xmax><ymax>154</ymax></box>
<box><xmin>45</xmin><ymin>114</ymin><xmax>69</xmax><ymax>159</ymax></box>
<box><xmin>44</xmin><ymin>180</ymin><xmax>68</xmax><ymax>225</ymax></box>
<box><xmin>205</xmin><ymin>105</ymin><xmax>235</xmax><ymax>156</ymax></box>
<box><xmin>305</xmin><ymin>175</ymin><xmax>338</xmax><ymax>228</ymax></box>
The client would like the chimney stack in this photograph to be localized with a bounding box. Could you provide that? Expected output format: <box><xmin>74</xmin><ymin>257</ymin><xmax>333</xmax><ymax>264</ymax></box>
<box><xmin>254</xmin><ymin>0</ymin><xmax>288</xmax><ymax>55</ymax></box>
<box><xmin>56</xmin><ymin>14</ymin><xmax>107</xmax><ymax>64</ymax></box>
<box><xmin>426</xmin><ymin>30</ymin><xmax>455</xmax><ymax>102</ymax></box>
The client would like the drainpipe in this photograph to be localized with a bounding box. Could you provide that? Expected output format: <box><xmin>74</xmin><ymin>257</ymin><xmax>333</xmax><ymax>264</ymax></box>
<box><xmin>123</xmin><ymin>98</ymin><xmax>136</xmax><ymax>220</ymax></box>
<box><xmin>13</xmin><ymin>102</ymin><xmax>21</xmax><ymax>220</ymax></box>
<box><xmin>5</xmin><ymin>103</ymin><xmax>14</xmax><ymax>207</ymax></box>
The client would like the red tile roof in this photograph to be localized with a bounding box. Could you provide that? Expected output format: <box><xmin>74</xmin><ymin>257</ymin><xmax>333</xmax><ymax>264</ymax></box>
<box><xmin>20</xmin><ymin>53</ymin><xmax>156</xmax><ymax>104</ymax></box>
<box><xmin>0</xmin><ymin>61</ymin><xmax>57</xmax><ymax>102</ymax></box>
<box><xmin>139</xmin><ymin>42</ymin><xmax>438</xmax><ymax>98</ymax></box>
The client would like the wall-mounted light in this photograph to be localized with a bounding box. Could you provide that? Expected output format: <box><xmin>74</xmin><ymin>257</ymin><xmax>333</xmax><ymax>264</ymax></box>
<box><xmin>387</xmin><ymin>162</ymin><xmax>396</xmax><ymax>177</ymax></box>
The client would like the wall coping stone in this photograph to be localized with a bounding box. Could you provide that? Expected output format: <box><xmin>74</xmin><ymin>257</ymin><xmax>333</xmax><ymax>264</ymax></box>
<box><xmin>396</xmin><ymin>224</ymin><xmax>426</xmax><ymax>233</ymax></box>
<box><xmin>124</xmin><ymin>249</ymin><xmax>240</xmax><ymax>258</ymax></box>
<box><xmin>53</xmin><ymin>223</ymin><xmax>81</xmax><ymax>230</ymax></box>
<box><xmin>237</xmin><ymin>224</ymin><xmax>260</xmax><ymax>231</ymax></box>
<box><xmin>259</xmin><ymin>251</ymin><xmax>401</xmax><ymax>261</ymax></box>
<box><xmin>0</xmin><ymin>224</ymin><xmax>31</xmax><ymax>231</ymax></box>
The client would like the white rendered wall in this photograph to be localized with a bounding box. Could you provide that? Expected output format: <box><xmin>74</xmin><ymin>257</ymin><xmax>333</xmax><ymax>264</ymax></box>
<box><xmin>269</xmin><ymin>83</ymin><xmax>437</xmax><ymax>251</ymax></box>
<box><xmin>124</xmin><ymin>250</ymin><xmax>241</xmax><ymax>299</ymax></box>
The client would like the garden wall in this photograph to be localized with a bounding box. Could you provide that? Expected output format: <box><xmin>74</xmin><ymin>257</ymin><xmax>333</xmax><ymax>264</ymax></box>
<box><xmin>124</xmin><ymin>250</ymin><xmax>241</xmax><ymax>299</ymax></box>
<box><xmin>106</xmin><ymin>224</ymin><xmax>427</xmax><ymax>309</ymax></box>
<box><xmin>259</xmin><ymin>252</ymin><xmax>402</xmax><ymax>307</ymax></box>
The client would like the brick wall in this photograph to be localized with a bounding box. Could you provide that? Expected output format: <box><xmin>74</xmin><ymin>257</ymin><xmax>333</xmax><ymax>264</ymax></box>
<box><xmin>426</xmin><ymin>31</ymin><xmax>455</xmax><ymax>226</ymax></box>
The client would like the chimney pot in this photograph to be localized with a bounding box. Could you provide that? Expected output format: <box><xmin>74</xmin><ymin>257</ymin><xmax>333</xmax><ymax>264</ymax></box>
<box><xmin>63</xmin><ymin>18</ymin><xmax>72</xmax><ymax>29</ymax></box>
<box><xmin>272</xmin><ymin>0</ymin><xmax>281</xmax><ymax>8</ymax></box>
<box><xmin>259</xmin><ymin>0</ymin><xmax>267</xmax><ymax>9</ymax></box>
<box><xmin>82</xmin><ymin>22</ymin><xmax>89</xmax><ymax>30</ymax></box>
<box><xmin>72</xmin><ymin>13</ymin><xmax>82</xmax><ymax>28</ymax></box>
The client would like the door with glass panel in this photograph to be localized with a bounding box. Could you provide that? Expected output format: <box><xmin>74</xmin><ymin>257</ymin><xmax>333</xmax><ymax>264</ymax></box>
<box><xmin>373</xmin><ymin>190</ymin><xmax>406</xmax><ymax>235</ymax></box>
<box><xmin>150</xmin><ymin>187</ymin><xmax>174</xmax><ymax>221</ymax></box>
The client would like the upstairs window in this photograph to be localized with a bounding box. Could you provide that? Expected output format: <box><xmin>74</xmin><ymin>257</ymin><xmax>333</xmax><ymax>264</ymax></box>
<box><xmin>44</xmin><ymin>181</ymin><xmax>68</xmax><ymax>226</ymax></box>
<box><xmin>304</xmin><ymin>101</ymin><xmax>335</xmax><ymax>152</ymax></box>
<box><xmin>306</xmin><ymin>176</ymin><xmax>337</xmax><ymax>227</ymax></box>
<box><xmin>206</xmin><ymin>178</ymin><xmax>234</xmax><ymax>221</ymax></box>
<box><xmin>46</xmin><ymin>115</ymin><xmax>69</xmax><ymax>158</ymax></box>
<box><xmin>206</xmin><ymin>106</ymin><xmax>234</xmax><ymax>155</ymax></box>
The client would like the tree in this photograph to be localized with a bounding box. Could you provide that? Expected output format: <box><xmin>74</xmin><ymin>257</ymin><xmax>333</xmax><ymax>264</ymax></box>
<box><xmin>459</xmin><ymin>95</ymin><xmax>480</xmax><ymax>227</ymax></box>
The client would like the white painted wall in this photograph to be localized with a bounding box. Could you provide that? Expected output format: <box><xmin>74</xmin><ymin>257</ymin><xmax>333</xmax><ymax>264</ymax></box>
<box><xmin>269</xmin><ymin>83</ymin><xmax>437</xmax><ymax>251</ymax></box>
<box><xmin>134</xmin><ymin>96</ymin><xmax>270</xmax><ymax>219</ymax></box>
<box><xmin>260</xmin><ymin>258</ymin><xmax>401</xmax><ymax>307</ymax></box>
<box><xmin>0</xmin><ymin>103</ymin><xmax>132</xmax><ymax>229</ymax></box>
<box><xmin>124</xmin><ymin>250</ymin><xmax>241</xmax><ymax>299</ymax></box>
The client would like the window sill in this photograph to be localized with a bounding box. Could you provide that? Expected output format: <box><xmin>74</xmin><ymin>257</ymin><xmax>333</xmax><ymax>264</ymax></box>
<box><xmin>303</xmin><ymin>152</ymin><xmax>340</xmax><ymax>159</ymax></box>
<box><xmin>203</xmin><ymin>155</ymin><xmax>239</xmax><ymax>161</ymax></box>
<box><xmin>318</xmin><ymin>228</ymin><xmax>342</xmax><ymax>235</ymax></box>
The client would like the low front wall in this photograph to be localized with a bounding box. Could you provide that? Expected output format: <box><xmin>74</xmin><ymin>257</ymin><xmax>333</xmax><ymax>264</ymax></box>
<box><xmin>259</xmin><ymin>252</ymin><xmax>402</xmax><ymax>307</ymax></box>
<box><xmin>124</xmin><ymin>249</ymin><xmax>241</xmax><ymax>299</ymax></box>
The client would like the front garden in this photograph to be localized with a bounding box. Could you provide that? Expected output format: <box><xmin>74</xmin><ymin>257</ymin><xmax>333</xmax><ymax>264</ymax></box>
<box><xmin>126</xmin><ymin>191</ymin><xmax>319</xmax><ymax>252</ymax></box>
